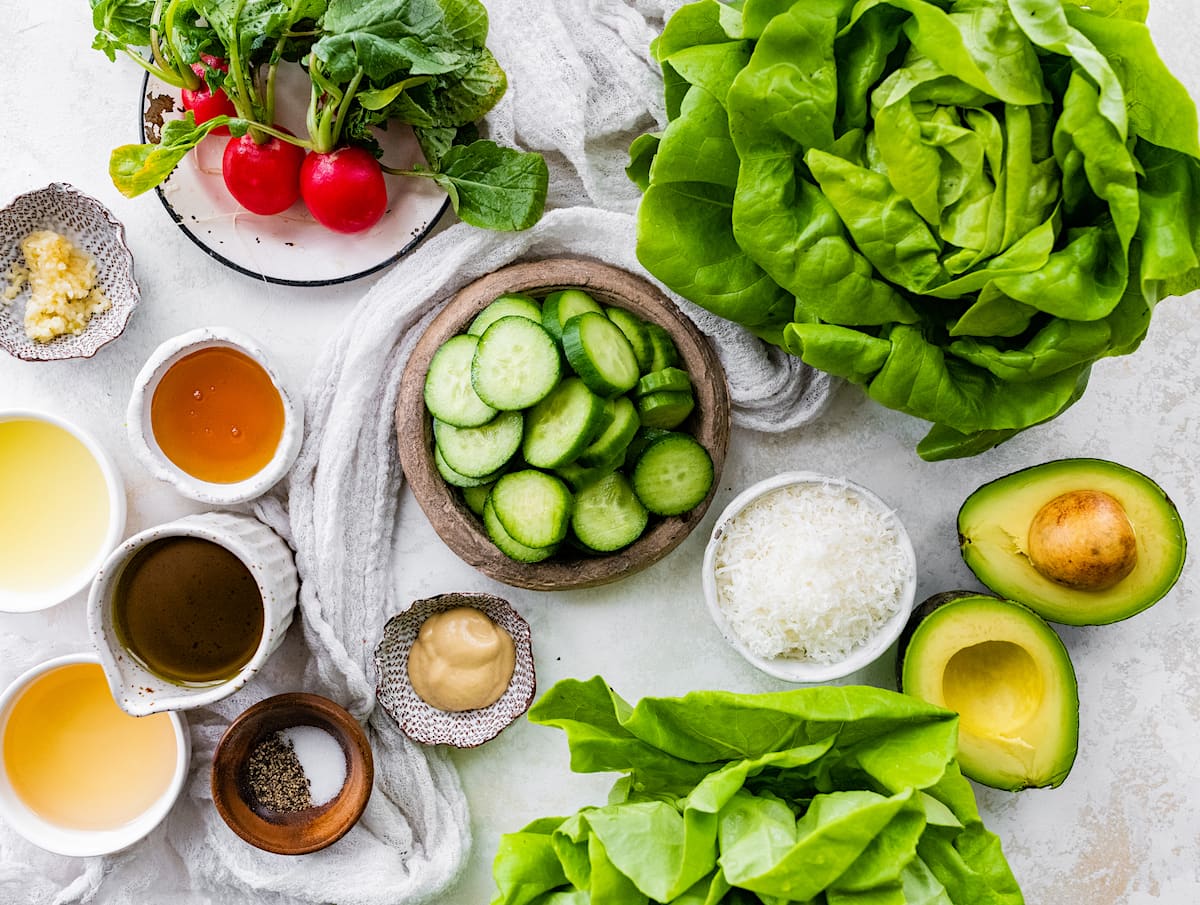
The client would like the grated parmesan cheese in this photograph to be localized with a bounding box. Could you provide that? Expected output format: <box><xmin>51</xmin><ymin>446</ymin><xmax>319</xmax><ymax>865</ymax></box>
<box><xmin>5</xmin><ymin>230</ymin><xmax>110</xmax><ymax>343</ymax></box>
<box><xmin>712</xmin><ymin>481</ymin><xmax>912</xmax><ymax>664</ymax></box>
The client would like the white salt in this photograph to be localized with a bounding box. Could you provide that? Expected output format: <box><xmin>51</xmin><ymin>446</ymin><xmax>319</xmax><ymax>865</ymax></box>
<box><xmin>282</xmin><ymin>725</ymin><xmax>347</xmax><ymax>807</ymax></box>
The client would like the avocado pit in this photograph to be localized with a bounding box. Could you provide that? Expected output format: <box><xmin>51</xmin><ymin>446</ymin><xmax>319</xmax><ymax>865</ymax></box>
<box><xmin>1027</xmin><ymin>490</ymin><xmax>1137</xmax><ymax>592</ymax></box>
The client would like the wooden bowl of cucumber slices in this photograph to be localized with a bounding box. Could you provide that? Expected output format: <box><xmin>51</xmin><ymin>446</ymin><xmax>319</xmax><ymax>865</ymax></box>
<box><xmin>395</xmin><ymin>258</ymin><xmax>731</xmax><ymax>591</ymax></box>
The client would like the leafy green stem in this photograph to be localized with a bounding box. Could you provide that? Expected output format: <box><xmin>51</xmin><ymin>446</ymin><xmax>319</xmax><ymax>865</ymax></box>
<box><xmin>161</xmin><ymin>0</ymin><xmax>200</xmax><ymax>90</ymax></box>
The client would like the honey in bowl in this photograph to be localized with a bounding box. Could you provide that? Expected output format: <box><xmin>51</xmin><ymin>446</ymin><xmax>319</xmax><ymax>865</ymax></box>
<box><xmin>151</xmin><ymin>346</ymin><xmax>285</xmax><ymax>484</ymax></box>
<box><xmin>0</xmin><ymin>418</ymin><xmax>111</xmax><ymax>595</ymax></box>
<box><xmin>3</xmin><ymin>662</ymin><xmax>177</xmax><ymax>830</ymax></box>
<box><xmin>114</xmin><ymin>536</ymin><xmax>265</xmax><ymax>686</ymax></box>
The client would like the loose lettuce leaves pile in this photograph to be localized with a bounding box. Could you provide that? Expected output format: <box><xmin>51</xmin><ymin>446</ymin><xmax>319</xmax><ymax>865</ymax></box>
<box><xmin>491</xmin><ymin>677</ymin><xmax>1024</xmax><ymax>904</ymax></box>
<box><xmin>632</xmin><ymin>0</ymin><xmax>1200</xmax><ymax>460</ymax></box>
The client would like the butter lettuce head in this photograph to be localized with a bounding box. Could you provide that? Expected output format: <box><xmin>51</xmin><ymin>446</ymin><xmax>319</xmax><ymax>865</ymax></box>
<box><xmin>492</xmin><ymin>677</ymin><xmax>1024</xmax><ymax>905</ymax></box>
<box><xmin>632</xmin><ymin>0</ymin><xmax>1200</xmax><ymax>460</ymax></box>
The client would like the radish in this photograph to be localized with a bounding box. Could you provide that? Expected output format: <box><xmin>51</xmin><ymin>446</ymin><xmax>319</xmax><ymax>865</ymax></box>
<box><xmin>180</xmin><ymin>55</ymin><xmax>236</xmax><ymax>135</ymax></box>
<box><xmin>222</xmin><ymin>131</ymin><xmax>306</xmax><ymax>215</ymax></box>
<box><xmin>300</xmin><ymin>146</ymin><xmax>388</xmax><ymax>233</ymax></box>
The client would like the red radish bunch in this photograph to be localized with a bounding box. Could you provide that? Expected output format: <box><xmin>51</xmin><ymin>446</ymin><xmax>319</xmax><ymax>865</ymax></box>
<box><xmin>222</xmin><ymin>130</ymin><xmax>307</xmax><ymax>216</ymax></box>
<box><xmin>180</xmin><ymin>55</ymin><xmax>236</xmax><ymax>135</ymax></box>
<box><xmin>299</xmin><ymin>147</ymin><xmax>388</xmax><ymax>233</ymax></box>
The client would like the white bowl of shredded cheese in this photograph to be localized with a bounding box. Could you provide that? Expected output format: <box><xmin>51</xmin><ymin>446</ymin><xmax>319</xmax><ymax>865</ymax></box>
<box><xmin>702</xmin><ymin>472</ymin><xmax>917</xmax><ymax>683</ymax></box>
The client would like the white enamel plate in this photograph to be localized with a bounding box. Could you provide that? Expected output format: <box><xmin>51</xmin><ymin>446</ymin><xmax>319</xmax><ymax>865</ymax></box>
<box><xmin>139</xmin><ymin>64</ymin><xmax>450</xmax><ymax>286</ymax></box>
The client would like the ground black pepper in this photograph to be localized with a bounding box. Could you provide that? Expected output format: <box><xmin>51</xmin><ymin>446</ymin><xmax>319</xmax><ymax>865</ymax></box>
<box><xmin>245</xmin><ymin>732</ymin><xmax>312</xmax><ymax>811</ymax></box>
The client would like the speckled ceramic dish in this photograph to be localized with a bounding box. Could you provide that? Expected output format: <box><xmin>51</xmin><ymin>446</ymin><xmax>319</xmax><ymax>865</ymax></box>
<box><xmin>87</xmin><ymin>511</ymin><xmax>298</xmax><ymax>716</ymax></box>
<box><xmin>374</xmin><ymin>593</ymin><xmax>535</xmax><ymax>748</ymax></box>
<box><xmin>126</xmin><ymin>327</ymin><xmax>304</xmax><ymax>505</ymax></box>
<box><xmin>140</xmin><ymin>63</ymin><xmax>449</xmax><ymax>286</ymax></box>
<box><xmin>0</xmin><ymin>183</ymin><xmax>139</xmax><ymax>361</ymax></box>
<box><xmin>701</xmin><ymin>472</ymin><xmax>918</xmax><ymax>684</ymax></box>
<box><xmin>212</xmin><ymin>693</ymin><xmax>373</xmax><ymax>856</ymax></box>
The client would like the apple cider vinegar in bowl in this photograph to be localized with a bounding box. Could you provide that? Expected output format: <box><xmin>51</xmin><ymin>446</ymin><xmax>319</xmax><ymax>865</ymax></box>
<box><xmin>128</xmin><ymin>328</ymin><xmax>303</xmax><ymax>504</ymax></box>
<box><xmin>0</xmin><ymin>654</ymin><xmax>188</xmax><ymax>855</ymax></box>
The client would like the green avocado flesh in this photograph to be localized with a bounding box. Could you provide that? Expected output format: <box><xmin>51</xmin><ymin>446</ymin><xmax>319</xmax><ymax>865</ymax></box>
<box><xmin>900</xmin><ymin>593</ymin><xmax>1079</xmax><ymax>791</ymax></box>
<box><xmin>959</xmin><ymin>458</ymin><xmax>1187</xmax><ymax>625</ymax></box>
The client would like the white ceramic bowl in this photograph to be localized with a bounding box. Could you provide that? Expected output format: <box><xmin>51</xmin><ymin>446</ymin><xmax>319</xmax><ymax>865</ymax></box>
<box><xmin>126</xmin><ymin>326</ymin><xmax>303</xmax><ymax>505</ymax></box>
<box><xmin>701</xmin><ymin>472</ymin><xmax>918</xmax><ymax>684</ymax></box>
<box><xmin>0</xmin><ymin>652</ymin><xmax>189</xmax><ymax>856</ymax></box>
<box><xmin>88</xmin><ymin>511</ymin><xmax>298</xmax><ymax>716</ymax></box>
<box><xmin>0</xmin><ymin>183</ymin><xmax>140</xmax><ymax>362</ymax></box>
<box><xmin>0</xmin><ymin>410</ymin><xmax>126</xmax><ymax>613</ymax></box>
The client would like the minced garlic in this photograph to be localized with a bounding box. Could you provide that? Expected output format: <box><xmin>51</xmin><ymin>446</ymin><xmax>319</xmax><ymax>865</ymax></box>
<box><xmin>4</xmin><ymin>231</ymin><xmax>110</xmax><ymax>343</ymax></box>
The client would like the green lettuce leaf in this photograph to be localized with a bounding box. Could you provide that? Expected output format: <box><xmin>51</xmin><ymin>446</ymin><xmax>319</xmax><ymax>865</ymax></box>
<box><xmin>494</xmin><ymin>680</ymin><xmax>1022</xmax><ymax>905</ymax></box>
<box><xmin>630</xmin><ymin>0</ymin><xmax>1200</xmax><ymax>459</ymax></box>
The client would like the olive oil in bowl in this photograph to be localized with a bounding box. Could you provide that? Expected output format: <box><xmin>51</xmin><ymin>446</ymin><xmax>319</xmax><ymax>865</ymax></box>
<box><xmin>114</xmin><ymin>536</ymin><xmax>265</xmax><ymax>686</ymax></box>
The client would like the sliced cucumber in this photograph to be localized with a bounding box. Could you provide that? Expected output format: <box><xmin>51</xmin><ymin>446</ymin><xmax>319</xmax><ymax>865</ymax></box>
<box><xmin>637</xmin><ymin>391</ymin><xmax>695</xmax><ymax>429</ymax></box>
<box><xmin>471</xmin><ymin>316</ymin><xmax>562</xmax><ymax>410</ymax></box>
<box><xmin>542</xmin><ymin>289</ymin><xmax>604</xmax><ymax>341</ymax></box>
<box><xmin>490</xmin><ymin>470</ymin><xmax>574</xmax><ymax>548</ymax></box>
<box><xmin>435</xmin><ymin>446</ymin><xmax>502</xmax><ymax>488</ymax></box>
<box><xmin>632</xmin><ymin>433</ymin><xmax>713</xmax><ymax>516</ymax></box>
<box><xmin>522</xmin><ymin>377</ymin><xmax>607</xmax><ymax>469</ymax></box>
<box><xmin>579</xmin><ymin>396</ymin><xmax>640</xmax><ymax>467</ymax></box>
<box><xmin>433</xmin><ymin>411</ymin><xmax>523</xmax><ymax>478</ymax></box>
<box><xmin>556</xmin><ymin>449</ymin><xmax>626</xmax><ymax>490</ymax></box>
<box><xmin>561</xmin><ymin>312</ymin><xmax>641</xmax><ymax>397</ymax></box>
<box><xmin>606</xmin><ymin>307</ymin><xmax>653</xmax><ymax>372</ymax></box>
<box><xmin>483</xmin><ymin>497</ymin><xmax>557</xmax><ymax>563</ymax></box>
<box><xmin>625</xmin><ymin>428</ymin><xmax>673</xmax><ymax>466</ymax></box>
<box><xmin>468</xmin><ymin>293</ymin><xmax>542</xmax><ymax>336</ymax></box>
<box><xmin>461</xmin><ymin>481</ymin><xmax>494</xmax><ymax>516</ymax></box>
<box><xmin>646</xmin><ymin>323</ymin><xmax>681</xmax><ymax>372</ymax></box>
<box><xmin>635</xmin><ymin>367</ymin><xmax>692</xmax><ymax>398</ymax></box>
<box><xmin>423</xmin><ymin>334</ymin><xmax>497</xmax><ymax>428</ymax></box>
<box><xmin>571</xmin><ymin>473</ymin><xmax>649</xmax><ymax>552</ymax></box>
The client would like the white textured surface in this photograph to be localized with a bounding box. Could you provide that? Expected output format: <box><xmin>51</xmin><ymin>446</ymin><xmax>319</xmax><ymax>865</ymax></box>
<box><xmin>1</xmin><ymin>3</ymin><xmax>1198</xmax><ymax>905</ymax></box>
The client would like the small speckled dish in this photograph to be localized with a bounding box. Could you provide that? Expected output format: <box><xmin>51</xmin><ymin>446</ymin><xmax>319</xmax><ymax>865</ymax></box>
<box><xmin>127</xmin><ymin>326</ymin><xmax>304</xmax><ymax>505</ymax></box>
<box><xmin>87</xmin><ymin>511</ymin><xmax>298</xmax><ymax>715</ymax></box>
<box><xmin>701</xmin><ymin>472</ymin><xmax>918</xmax><ymax>684</ymax></box>
<box><xmin>374</xmin><ymin>593</ymin><xmax>535</xmax><ymax>748</ymax></box>
<box><xmin>0</xmin><ymin>183</ymin><xmax>139</xmax><ymax>361</ymax></box>
<box><xmin>212</xmin><ymin>693</ymin><xmax>373</xmax><ymax>855</ymax></box>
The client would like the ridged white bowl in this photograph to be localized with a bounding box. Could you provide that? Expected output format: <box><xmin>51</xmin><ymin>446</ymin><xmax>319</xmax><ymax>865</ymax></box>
<box><xmin>127</xmin><ymin>326</ymin><xmax>303</xmax><ymax>505</ymax></box>
<box><xmin>88</xmin><ymin>511</ymin><xmax>298</xmax><ymax>715</ymax></box>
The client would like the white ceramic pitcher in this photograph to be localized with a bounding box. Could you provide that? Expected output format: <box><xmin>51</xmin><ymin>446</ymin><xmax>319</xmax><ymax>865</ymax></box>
<box><xmin>87</xmin><ymin>511</ymin><xmax>298</xmax><ymax>716</ymax></box>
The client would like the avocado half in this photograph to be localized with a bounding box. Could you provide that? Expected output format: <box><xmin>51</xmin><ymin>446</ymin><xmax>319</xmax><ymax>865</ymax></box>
<box><xmin>958</xmin><ymin>459</ymin><xmax>1187</xmax><ymax>625</ymax></box>
<box><xmin>899</xmin><ymin>592</ymin><xmax>1079</xmax><ymax>791</ymax></box>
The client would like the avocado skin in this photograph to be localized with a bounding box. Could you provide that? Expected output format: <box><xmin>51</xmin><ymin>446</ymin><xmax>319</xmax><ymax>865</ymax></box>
<box><xmin>893</xmin><ymin>590</ymin><xmax>987</xmax><ymax>690</ymax></box>
<box><xmin>899</xmin><ymin>592</ymin><xmax>1079</xmax><ymax>792</ymax></box>
<box><xmin>958</xmin><ymin>458</ymin><xmax>1187</xmax><ymax>625</ymax></box>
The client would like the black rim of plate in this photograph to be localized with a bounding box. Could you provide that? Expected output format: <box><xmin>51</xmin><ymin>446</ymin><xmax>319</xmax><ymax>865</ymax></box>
<box><xmin>137</xmin><ymin>70</ymin><xmax>451</xmax><ymax>288</ymax></box>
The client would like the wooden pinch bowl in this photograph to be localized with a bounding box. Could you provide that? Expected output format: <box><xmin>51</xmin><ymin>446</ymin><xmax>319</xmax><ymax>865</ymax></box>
<box><xmin>395</xmin><ymin>258</ymin><xmax>732</xmax><ymax>591</ymax></box>
<box><xmin>211</xmin><ymin>693</ymin><xmax>373</xmax><ymax>855</ymax></box>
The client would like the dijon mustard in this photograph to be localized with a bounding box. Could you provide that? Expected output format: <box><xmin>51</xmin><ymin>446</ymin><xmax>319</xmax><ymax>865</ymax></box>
<box><xmin>407</xmin><ymin>607</ymin><xmax>515</xmax><ymax>712</ymax></box>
